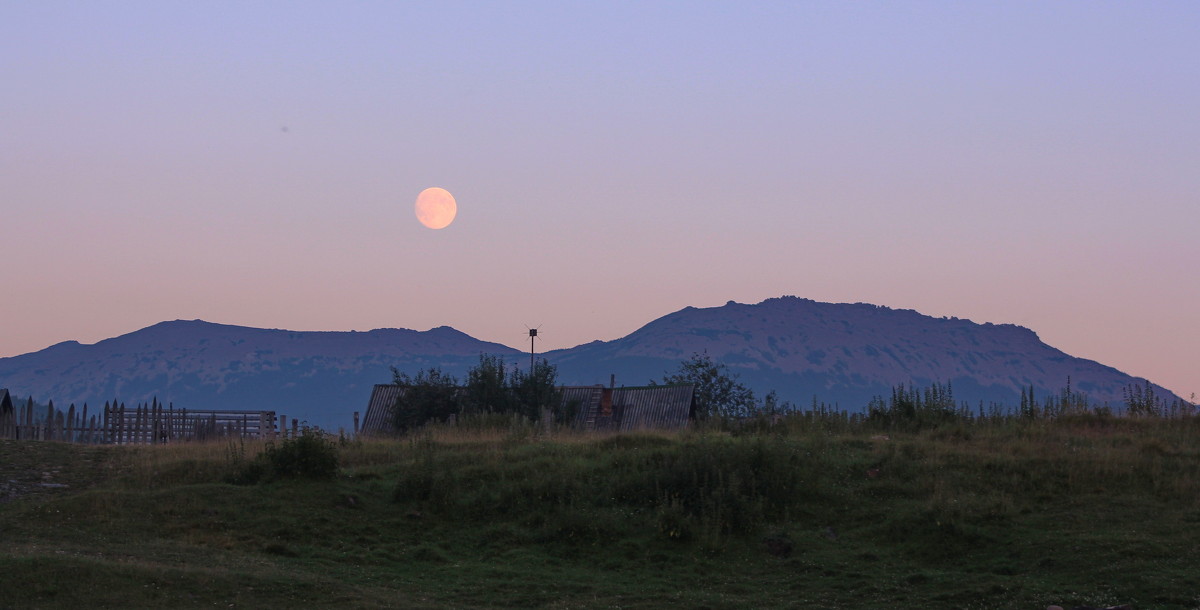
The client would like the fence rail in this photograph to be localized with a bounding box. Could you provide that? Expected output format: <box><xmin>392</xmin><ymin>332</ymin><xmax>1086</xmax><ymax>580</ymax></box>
<box><xmin>0</xmin><ymin>398</ymin><xmax>280</xmax><ymax>445</ymax></box>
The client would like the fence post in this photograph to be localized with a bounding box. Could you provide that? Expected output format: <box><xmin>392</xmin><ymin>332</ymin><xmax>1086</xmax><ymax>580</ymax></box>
<box><xmin>0</xmin><ymin>403</ymin><xmax>11</xmax><ymax>440</ymax></box>
<box><xmin>42</xmin><ymin>401</ymin><xmax>54</xmax><ymax>441</ymax></box>
<box><xmin>52</xmin><ymin>409</ymin><xmax>64</xmax><ymax>441</ymax></box>
<box><xmin>152</xmin><ymin>400</ymin><xmax>161</xmax><ymax>444</ymax></box>
<box><xmin>66</xmin><ymin>404</ymin><xmax>76</xmax><ymax>443</ymax></box>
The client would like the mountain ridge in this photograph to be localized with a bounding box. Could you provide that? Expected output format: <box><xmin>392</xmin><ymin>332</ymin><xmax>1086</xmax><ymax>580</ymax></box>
<box><xmin>0</xmin><ymin>297</ymin><xmax>1183</xmax><ymax>428</ymax></box>
<box><xmin>545</xmin><ymin>296</ymin><xmax>1160</xmax><ymax>411</ymax></box>
<box><xmin>0</xmin><ymin>320</ymin><xmax>523</xmax><ymax>427</ymax></box>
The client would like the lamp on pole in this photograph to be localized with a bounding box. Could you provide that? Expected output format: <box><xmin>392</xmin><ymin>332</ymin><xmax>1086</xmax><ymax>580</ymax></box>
<box><xmin>528</xmin><ymin>328</ymin><xmax>540</xmax><ymax>417</ymax></box>
<box><xmin>528</xmin><ymin>328</ymin><xmax>537</xmax><ymax>373</ymax></box>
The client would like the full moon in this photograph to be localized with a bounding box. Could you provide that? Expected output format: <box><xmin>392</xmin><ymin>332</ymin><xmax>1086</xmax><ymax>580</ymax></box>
<box><xmin>414</xmin><ymin>187</ymin><xmax>457</xmax><ymax>229</ymax></box>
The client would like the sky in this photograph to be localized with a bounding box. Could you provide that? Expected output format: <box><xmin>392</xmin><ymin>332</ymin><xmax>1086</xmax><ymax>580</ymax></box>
<box><xmin>2</xmin><ymin>2</ymin><xmax>1197</xmax><ymax>400</ymax></box>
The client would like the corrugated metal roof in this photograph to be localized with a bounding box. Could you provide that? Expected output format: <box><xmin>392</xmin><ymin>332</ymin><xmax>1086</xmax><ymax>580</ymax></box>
<box><xmin>563</xmin><ymin>384</ymin><xmax>695</xmax><ymax>432</ymax></box>
<box><xmin>562</xmin><ymin>386</ymin><xmax>604</xmax><ymax>429</ymax></box>
<box><xmin>613</xmin><ymin>384</ymin><xmax>695</xmax><ymax>431</ymax></box>
<box><xmin>360</xmin><ymin>384</ymin><xmax>405</xmax><ymax>436</ymax></box>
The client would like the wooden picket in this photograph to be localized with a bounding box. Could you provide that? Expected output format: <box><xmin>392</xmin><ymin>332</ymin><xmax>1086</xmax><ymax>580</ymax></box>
<box><xmin>0</xmin><ymin>394</ymin><xmax>279</xmax><ymax>445</ymax></box>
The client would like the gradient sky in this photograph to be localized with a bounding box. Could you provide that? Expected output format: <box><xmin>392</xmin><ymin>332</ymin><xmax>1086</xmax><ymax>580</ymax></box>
<box><xmin>2</xmin><ymin>2</ymin><xmax>1197</xmax><ymax>400</ymax></box>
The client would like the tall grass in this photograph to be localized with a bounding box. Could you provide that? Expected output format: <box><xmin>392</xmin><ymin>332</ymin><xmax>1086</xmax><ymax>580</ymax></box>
<box><xmin>366</xmin><ymin>410</ymin><xmax>1200</xmax><ymax>555</ymax></box>
<box><xmin>97</xmin><ymin>407</ymin><xmax>1200</xmax><ymax>548</ymax></box>
<box><xmin>390</xmin><ymin>432</ymin><xmax>839</xmax><ymax>544</ymax></box>
<box><xmin>115</xmin><ymin>437</ymin><xmax>270</xmax><ymax>487</ymax></box>
<box><xmin>6</xmin><ymin>409</ymin><xmax>1200</xmax><ymax>608</ymax></box>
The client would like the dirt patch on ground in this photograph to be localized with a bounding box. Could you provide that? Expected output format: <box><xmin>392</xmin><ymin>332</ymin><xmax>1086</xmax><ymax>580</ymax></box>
<box><xmin>0</xmin><ymin>440</ymin><xmax>124</xmax><ymax>503</ymax></box>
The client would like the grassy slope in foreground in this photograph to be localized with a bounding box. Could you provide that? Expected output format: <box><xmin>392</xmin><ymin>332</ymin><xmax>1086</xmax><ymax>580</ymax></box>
<box><xmin>2</xmin><ymin>418</ymin><xmax>1199</xmax><ymax>609</ymax></box>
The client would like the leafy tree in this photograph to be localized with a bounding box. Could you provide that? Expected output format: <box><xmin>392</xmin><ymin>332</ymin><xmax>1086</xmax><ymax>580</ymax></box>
<box><xmin>390</xmin><ymin>366</ymin><xmax>461</xmax><ymax>432</ymax></box>
<box><xmin>509</xmin><ymin>358</ymin><xmax>560</xmax><ymax>421</ymax></box>
<box><xmin>462</xmin><ymin>354</ymin><xmax>512</xmax><ymax>415</ymax></box>
<box><xmin>662</xmin><ymin>352</ymin><xmax>756</xmax><ymax>419</ymax></box>
<box><xmin>388</xmin><ymin>357</ymin><xmax>563</xmax><ymax>430</ymax></box>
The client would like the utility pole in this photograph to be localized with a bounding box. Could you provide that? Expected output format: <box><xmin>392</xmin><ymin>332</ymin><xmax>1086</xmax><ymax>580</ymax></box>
<box><xmin>529</xmin><ymin>328</ymin><xmax>539</xmax><ymax>417</ymax></box>
<box><xmin>528</xmin><ymin>328</ymin><xmax>537</xmax><ymax>373</ymax></box>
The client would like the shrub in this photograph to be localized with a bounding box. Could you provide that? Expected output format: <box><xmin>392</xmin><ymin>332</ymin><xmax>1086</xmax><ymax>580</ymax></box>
<box><xmin>231</xmin><ymin>427</ymin><xmax>339</xmax><ymax>483</ymax></box>
<box><xmin>262</xmin><ymin>428</ymin><xmax>340</xmax><ymax>480</ymax></box>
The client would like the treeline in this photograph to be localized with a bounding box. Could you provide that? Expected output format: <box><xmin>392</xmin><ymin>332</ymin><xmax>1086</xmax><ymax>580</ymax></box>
<box><xmin>651</xmin><ymin>353</ymin><xmax>1197</xmax><ymax>432</ymax></box>
<box><xmin>388</xmin><ymin>351</ymin><xmax>1197</xmax><ymax>434</ymax></box>
<box><xmin>388</xmin><ymin>355</ymin><xmax>564</xmax><ymax>432</ymax></box>
<box><xmin>669</xmin><ymin>349</ymin><xmax>1196</xmax><ymax>429</ymax></box>
<box><xmin>844</xmin><ymin>378</ymin><xmax>1196</xmax><ymax>432</ymax></box>
<box><xmin>388</xmin><ymin>352</ymin><xmax>787</xmax><ymax>432</ymax></box>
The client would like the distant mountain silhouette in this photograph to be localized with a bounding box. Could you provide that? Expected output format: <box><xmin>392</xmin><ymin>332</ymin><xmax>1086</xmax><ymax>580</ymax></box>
<box><xmin>0</xmin><ymin>320</ymin><xmax>521</xmax><ymax>429</ymax></box>
<box><xmin>547</xmin><ymin>296</ymin><xmax>1180</xmax><ymax>410</ymax></box>
<box><xmin>0</xmin><ymin>298</ymin><xmax>1181</xmax><ymax>428</ymax></box>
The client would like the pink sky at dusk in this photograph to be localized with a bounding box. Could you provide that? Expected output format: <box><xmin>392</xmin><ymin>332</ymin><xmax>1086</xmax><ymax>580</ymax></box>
<box><xmin>1</xmin><ymin>3</ymin><xmax>1197</xmax><ymax>401</ymax></box>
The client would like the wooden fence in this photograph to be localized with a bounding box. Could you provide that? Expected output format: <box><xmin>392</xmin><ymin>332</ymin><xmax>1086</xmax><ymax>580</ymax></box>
<box><xmin>102</xmin><ymin>403</ymin><xmax>278</xmax><ymax>444</ymax></box>
<box><xmin>0</xmin><ymin>397</ymin><xmax>280</xmax><ymax>445</ymax></box>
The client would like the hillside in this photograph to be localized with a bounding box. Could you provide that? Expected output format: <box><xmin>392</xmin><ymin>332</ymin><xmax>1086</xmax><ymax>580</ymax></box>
<box><xmin>549</xmin><ymin>296</ymin><xmax>1175</xmax><ymax>409</ymax></box>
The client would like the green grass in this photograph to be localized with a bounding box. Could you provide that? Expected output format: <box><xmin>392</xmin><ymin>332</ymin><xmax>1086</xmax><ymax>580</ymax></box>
<box><xmin>3</xmin><ymin>416</ymin><xmax>1200</xmax><ymax>609</ymax></box>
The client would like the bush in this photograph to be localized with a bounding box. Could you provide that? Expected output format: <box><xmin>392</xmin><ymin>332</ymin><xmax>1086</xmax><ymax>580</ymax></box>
<box><xmin>263</xmin><ymin>428</ymin><xmax>340</xmax><ymax>480</ymax></box>
<box><xmin>231</xmin><ymin>428</ymin><xmax>339</xmax><ymax>483</ymax></box>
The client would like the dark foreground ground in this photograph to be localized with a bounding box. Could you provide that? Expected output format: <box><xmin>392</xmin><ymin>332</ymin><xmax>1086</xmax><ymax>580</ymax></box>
<box><xmin>2</xmin><ymin>417</ymin><xmax>1199</xmax><ymax>609</ymax></box>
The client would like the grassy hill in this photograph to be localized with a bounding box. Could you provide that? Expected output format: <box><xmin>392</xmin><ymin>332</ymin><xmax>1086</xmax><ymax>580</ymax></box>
<box><xmin>2</xmin><ymin>415</ymin><xmax>1199</xmax><ymax>609</ymax></box>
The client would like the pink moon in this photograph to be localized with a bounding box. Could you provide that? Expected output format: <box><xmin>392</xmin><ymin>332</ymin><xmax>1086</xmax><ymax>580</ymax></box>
<box><xmin>414</xmin><ymin>187</ymin><xmax>457</xmax><ymax>229</ymax></box>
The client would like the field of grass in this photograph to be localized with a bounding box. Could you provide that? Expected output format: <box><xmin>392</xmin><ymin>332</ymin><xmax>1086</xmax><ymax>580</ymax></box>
<box><xmin>2</xmin><ymin>415</ymin><xmax>1200</xmax><ymax>609</ymax></box>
